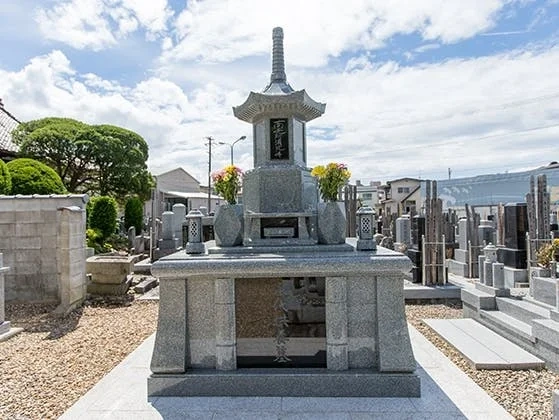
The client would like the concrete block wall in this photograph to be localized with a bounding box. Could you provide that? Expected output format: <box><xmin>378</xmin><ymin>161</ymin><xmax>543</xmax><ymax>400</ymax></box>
<box><xmin>0</xmin><ymin>195</ymin><xmax>88</xmax><ymax>308</ymax></box>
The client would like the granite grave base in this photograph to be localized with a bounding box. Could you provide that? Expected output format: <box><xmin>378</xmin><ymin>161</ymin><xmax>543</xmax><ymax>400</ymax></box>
<box><xmin>148</xmin><ymin>369</ymin><xmax>420</xmax><ymax>397</ymax></box>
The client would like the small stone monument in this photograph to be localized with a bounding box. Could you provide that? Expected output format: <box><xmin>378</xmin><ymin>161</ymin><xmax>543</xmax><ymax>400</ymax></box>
<box><xmin>149</xmin><ymin>27</ymin><xmax>418</xmax><ymax>398</ymax></box>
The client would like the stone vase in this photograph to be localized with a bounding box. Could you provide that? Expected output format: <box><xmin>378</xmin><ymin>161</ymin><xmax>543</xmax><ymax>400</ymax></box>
<box><xmin>214</xmin><ymin>204</ymin><xmax>244</xmax><ymax>247</ymax></box>
<box><xmin>317</xmin><ymin>201</ymin><xmax>346</xmax><ymax>245</ymax></box>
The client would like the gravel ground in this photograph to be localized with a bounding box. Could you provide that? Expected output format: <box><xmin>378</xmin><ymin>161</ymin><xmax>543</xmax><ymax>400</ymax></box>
<box><xmin>1</xmin><ymin>297</ymin><xmax>558</xmax><ymax>419</ymax></box>
<box><xmin>0</xmin><ymin>296</ymin><xmax>158</xmax><ymax>420</ymax></box>
<box><xmin>407</xmin><ymin>302</ymin><xmax>559</xmax><ymax>420</ymax></box>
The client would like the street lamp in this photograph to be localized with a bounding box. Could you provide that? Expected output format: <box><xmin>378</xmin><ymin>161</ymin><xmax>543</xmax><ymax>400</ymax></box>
<box><xmin>219</xmin><ymin>135</ymin><xmax>247</xmax><ymax>165</ymax></box>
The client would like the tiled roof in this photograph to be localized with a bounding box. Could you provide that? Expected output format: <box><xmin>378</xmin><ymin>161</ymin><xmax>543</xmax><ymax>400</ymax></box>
<box><xmin>0</xmin><ymin>103</ymin><xmax>20</xmax><ymax>153</ymax></box>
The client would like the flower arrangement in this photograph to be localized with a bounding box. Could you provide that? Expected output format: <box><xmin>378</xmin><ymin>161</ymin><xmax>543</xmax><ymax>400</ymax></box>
<box><xmin>311</xmin><ymin>162</ymin><xmax>351</xmax><ymax>202</ymax></box>
<box><xmin>212</xmin><ymin>165</ymin><xmax>243</xmax><ymax>205</ymax></box>
<box><xmin>536</xmin><ymin>238</ymin><xmax>559</xmax><ymax>268</ymax></box>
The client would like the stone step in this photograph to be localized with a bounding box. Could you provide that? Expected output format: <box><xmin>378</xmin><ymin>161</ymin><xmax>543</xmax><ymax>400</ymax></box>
<box><xmin>479</xmin><ymin>309</ymin><xmax>534</xmax><ymax>343</ymax></box>
<box><xmin>133</xmin><ymin>277</ymin><xmax>158</xmax><ymax>294</ymax></box>
<box><xmin>424</xmin><ymin>318</ymin><xmax>544</xmax><ymax>370</ymax></box>
<box><xmin>495</xmin><ymin>296</ymin><xmax>550</xmax><ymax>325</ymax></box>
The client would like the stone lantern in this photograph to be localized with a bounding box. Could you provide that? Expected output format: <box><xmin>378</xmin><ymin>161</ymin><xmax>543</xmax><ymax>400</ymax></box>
<box><xmin>356</xmin><ymin>206</ymin><xmax>376</xmax><ymax>251</ymax></box>
<box><xmin>185</xmin><ymin>209</ymin><xmax>205</xmax><ymax>254</ymax></box>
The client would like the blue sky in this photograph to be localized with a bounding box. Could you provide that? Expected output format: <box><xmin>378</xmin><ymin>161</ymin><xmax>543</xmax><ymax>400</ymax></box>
<box><xmin>1</xmin><ymin>0</ymin><xmax>558</xmax><ymax>184</ymax></box>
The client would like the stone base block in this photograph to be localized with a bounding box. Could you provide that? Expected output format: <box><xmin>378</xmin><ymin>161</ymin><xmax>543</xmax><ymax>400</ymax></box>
<box><xmin>475</xmin><ymin>282</ymin><xmax>510</xmax><ymax>297</ymax></box>
<box><xmin>87</xmin><ymin>275</ymin><xmax>132</xmax><ymax>295</ymax></box>
<box><xmin>454</xmin><ymin>249</ymin><xmax>469</xmax><ymax>264</ymax></box>
<box><xmin>86</xmin><ymin>255</ymin><xmax>138</xmax><ymax>284</ymax></box>
<box><xmin>503</xmin><ymin>267</ymin><xmax>527</xmax><ymax>289</ymax></box>
<box><xmin>531</xmin><ymin>276</ymin><xmax>557</xmax><ymax>307</ymax></box>
<box><xmin>498</xmin><ymin>248</ymin><xmax>527</xmax><ymax>269</ymax></box>
<box><xmin>448</xmin><ymin>259</ymin><xmax>470</xmax><ymax>277</ymax></box>
<box><xmin>148</xmin><ymin>369</ymin><xmax>420</xmax><ymax>397</ymax></box>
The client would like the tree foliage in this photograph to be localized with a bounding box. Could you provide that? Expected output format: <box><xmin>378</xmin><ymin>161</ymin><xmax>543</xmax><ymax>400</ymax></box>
<box><xmin>12</xmin><ymin>117</ymin><xmax>153</xmax><ymax>200</ymax></box>
<box><xmin>88</xmin><ymin>196</ymin><xmax>118</xmax><ymax>240</ymax></box>
<box><xmin>0</xmin><ymin>159</ymin><xmax>11</xmax><ymax>194</ymax></box>
<box><xmin>7</xmin><ymin>158</ymin><xmax>67</xmax><ymax>195</ymax></box>
<box><xmin>124</xmin><ymin>196</ymin><xmax>144</xmax><ymax>234</ymax></box>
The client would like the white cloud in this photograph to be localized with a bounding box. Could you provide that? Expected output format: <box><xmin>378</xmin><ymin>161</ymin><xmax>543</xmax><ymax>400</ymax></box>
<box><xmin>161</xmin><ymin>0</ymin><xmax>516</xmax><ymax>68</ymax></box>
<box><xmin>34</xmin><ymin>0</ymin><xmax>173</xmax><ymax>50</ymax></box>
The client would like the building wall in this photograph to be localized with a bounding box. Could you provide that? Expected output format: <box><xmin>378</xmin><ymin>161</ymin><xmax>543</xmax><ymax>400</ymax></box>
<box><xmin>156</xmin><ymin>168</ymin><xmax>200</xmax><ymax>192</ymax></box>
<box><xmin>0</xmin><ymin>195</ymin><xmax>88</xmax><ymax>312</ymax></box>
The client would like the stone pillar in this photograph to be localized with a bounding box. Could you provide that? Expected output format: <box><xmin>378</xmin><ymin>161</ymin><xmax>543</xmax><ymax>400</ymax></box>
<box><xmin>484</xmin><ymin>260</ymin><xmax>493</xmax><ymax>286</ymax></box>
<box><xmin>0</xmin><ymin>253</ymin><xmax>10</xmax><ymax>335</ymax></box>
<box><xmin>478</xmin><ymin>255</ymin><xmax>486</xmax><ymax>283</ymax></box>
<box><xmin>376</xmin><ymin>274</ymin><xmax>416</xmax><ymax>372</ymax></box>
<box><xmin>493</xmin><ymin>263</ymin><xmax>505</xmax><ymax>289</ymax></box>
<box><xmin>172</xmin><ymin>204</ymin><xmax>187</xmax><ymax>245</ymax></box>
<box><xmin>150</xmin><ymin>278</ymin><xmax>188</xmax><ymax>373</ymax></box>
<box><xmin>56</xmin><ymin>206</ymin><xmax>87</xmax><ymax>315</ymax></box>
<box><xmin>325</xmin><ymin>276</ymin><xmax>348</xmax><ymax>370</ymax></box>
<box><xmin>215</xmin><ymin>278</ymin><xmax>236</xmax><ymax>370</ymax></box>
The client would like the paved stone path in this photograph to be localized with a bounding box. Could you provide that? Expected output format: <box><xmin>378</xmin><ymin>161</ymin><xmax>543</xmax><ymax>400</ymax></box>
<box><xmin>60</xmin><ymin>325</ymin><xmax>513</xmax><ymax>419</ymax></box>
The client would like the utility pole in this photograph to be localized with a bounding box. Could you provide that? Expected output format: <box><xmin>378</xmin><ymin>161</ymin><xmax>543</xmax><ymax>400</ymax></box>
<box><xmin>205</xmin><ymin>136</ymin><xmax>215</xmax><ymax>212</ymax></box>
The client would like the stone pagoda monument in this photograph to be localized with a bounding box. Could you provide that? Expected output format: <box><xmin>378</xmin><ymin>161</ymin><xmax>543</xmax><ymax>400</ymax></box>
<box><xmin>233</xmin><ymin>27</ymin><xmax>325</xmax><ymax>246</ymax></box>
<box><xmin>148</xmin><ymin>27</ymin><xmax>419</xmax><ymax>398</ymax></box>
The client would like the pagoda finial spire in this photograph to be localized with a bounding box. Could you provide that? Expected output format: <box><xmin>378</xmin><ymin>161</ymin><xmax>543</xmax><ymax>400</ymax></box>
<box><xmin>270</xmin><ymin>27</ymin><xmax>286</xmax><ymax>83</ymax></box>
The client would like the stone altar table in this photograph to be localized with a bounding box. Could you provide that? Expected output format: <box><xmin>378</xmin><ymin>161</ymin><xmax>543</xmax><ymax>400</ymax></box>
<box><xmin>148</xmin><ymin>240</ymin><xmax>419</xmax><ymax>397</ymax></box>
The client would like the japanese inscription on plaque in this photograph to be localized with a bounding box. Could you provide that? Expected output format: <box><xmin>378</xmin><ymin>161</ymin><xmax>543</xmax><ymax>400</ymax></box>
<box><xmin>270</xmin><ymin>118</ymin><xmax>289</xmax><ymax>160</ymax></box>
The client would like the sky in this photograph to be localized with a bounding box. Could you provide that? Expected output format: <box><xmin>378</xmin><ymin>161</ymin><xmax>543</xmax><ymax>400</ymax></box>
<box><xmin>1</xmin><ymin>0</ymin><xmax>558</xmax><ymax>185</ymax></box>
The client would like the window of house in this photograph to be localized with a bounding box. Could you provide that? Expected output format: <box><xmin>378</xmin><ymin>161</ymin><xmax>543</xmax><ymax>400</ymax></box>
<box><xmin>397</xmin><ymin>187</ymin><xmax>410</xmax><ymax>194</ymax></box>
<box><xmin>361</xmin><ymin>193</ymin><xmax>372</xmax><ymax>200</ymax></box>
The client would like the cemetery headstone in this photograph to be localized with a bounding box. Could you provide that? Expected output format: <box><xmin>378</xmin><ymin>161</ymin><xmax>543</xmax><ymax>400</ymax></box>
<box><xmin>148</xmin><ymin>27</ymin><xmax>419</xmax><ymax>398</ymax></box>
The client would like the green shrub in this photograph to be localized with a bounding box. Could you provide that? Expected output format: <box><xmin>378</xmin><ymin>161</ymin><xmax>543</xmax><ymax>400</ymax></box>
<box><xmin>0</xmin><ymin>159</ymin><xmax>11</xmax><ymax>194</ymax></box>
<box><xmin>88</xmin><ymin>196</ymin><xmax>118</xmax><ymax>240</ymax></box>
<box><xmin>124</xmin><ymin>196</ymin><xmax>143</xmax><ymax>234</ymax></box>
<box><xmin>6</xmin><ymin>158</ymin><xmax>66</xmax><ymax>195</ymax></box>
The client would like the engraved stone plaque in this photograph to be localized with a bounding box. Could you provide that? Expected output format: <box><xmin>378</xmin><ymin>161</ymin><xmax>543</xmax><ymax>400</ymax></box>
<box><xmin>270</xmin><ymin>118</ymin><xmax>289</xmax><ymax>160</ymax></box>
<box><xmin>236</xmin><ymin>277</ymin><xmax>326</xmax><ymax>368</ymax></box>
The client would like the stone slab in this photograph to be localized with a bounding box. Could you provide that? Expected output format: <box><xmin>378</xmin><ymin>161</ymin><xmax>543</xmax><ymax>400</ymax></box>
<box><xmin>133</xmin><ymin>277</ymin><xmax>158</xmax><ymax>294</ymax></box>
<box><xmin>403</xmin><ymin>282</ymin><xmax>461</xmax><ymax>300</ymax></box>
<box><xmin>61</xmin><ymin>326</ymin><xmax>514</xmax><ymax>419</ymax></box>
<box><xmin>148</xmin><ymin>369</ymin><xmax>420</xmax><ymax>397</ymax></box>
<box><xmin>0</xmin><ymin>325</ymin><xmax>24</xmax><ymax>342</ymax></box>
<box><xmin>554</xmin><ymin>389</ymin><xmax>559</xmax><ymax>420</ymax></box>
<box><xmin>424</xmin><ymin>318</ymin><xmax>544</xmax><ymax>370</ymax></box>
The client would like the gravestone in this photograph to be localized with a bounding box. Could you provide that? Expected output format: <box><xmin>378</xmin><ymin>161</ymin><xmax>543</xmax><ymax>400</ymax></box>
<box><xmin>395</xmin><ymin>216</ymin><xmax>411</xmax><ymax>246</ymax></box>
<box><xmin>154</xmin><ymin>211</ymin><xmax>181</xmax><ymax>260</ymax></box>
<box><xmin>407</xmin><ymin>215</ymin><xmax>425</xmax><ymax>283</ymax></box>
<box><xmin>498</xmin><ymin>203</ymin><xmax>528</xmax><ymax>269</ymax></box>
<box><xmin>172</xmin><ymin>204</ymin><xmax>186</xmax><ymax>245</ymax></box>
<box><xmin>149</xmin><ymin>27</ymin><xmax>419</xmax><ymax>398</ymax></box>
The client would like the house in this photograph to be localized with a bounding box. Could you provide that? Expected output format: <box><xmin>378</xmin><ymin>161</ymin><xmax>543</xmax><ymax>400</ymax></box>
<box><xmin>379</xmin><ymin>177</ymin><xmax>421</xmax><ymax>216</ymax></box>
<box><xmin>355</xmin><ymin>180</ymin><xmax>381</xmax><ymax>209</ymax></box>
<box><xmin>145</xmin><ymin>167</ymin><xmax>223</xmax><ymax>221</ymax></box>
<box><xmin>0</xmin><ymin>98</ymin><xmax>19</xmax><ymax>161</ymax></box>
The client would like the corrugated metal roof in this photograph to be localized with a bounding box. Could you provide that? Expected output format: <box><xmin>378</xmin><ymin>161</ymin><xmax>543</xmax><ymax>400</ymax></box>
<box><xmin>0</xmin><ymin>103</ymin><xmax>20</xmax><ymax>153</ymax></box>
